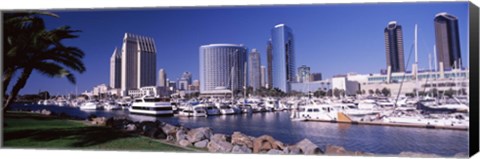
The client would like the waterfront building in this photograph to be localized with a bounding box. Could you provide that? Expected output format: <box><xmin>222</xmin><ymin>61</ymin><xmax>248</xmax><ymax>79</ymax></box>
<box><xmin>199</xmin><ymin>44</ymin><xmax>247</xmax><ymax>94</ymax></box>
<box><xmin>260</xmin><ymin>65</ymin><xmax>267</xmax><ymax>88</ymax></box>
<box><xmin>93</xmin><ymin>84</ymin><xmax>109</xmax><ymax>97</ymax></box>
<box><xmin>384</xmin><ymin>21</ymin><xmax>405</xmax><ymax>73</ymax></box>
<box><xmin>331</xmin><ymin>75</ymin><xmax>360</xmax><ymax>96</ymax></box>
<box><xmin>434</xmin><ymin>12</ymin><xmax>462</xmax><ymax>70</ymax></box>
<box><xmin>297</xmin><ymin>65</ymin><xmax>310</xmax><ymax>83</ymax></box>
<box><xmin>248</xmin><ymin>49</ymin><xmax>261</xmax><ymax>90</ymax></box>
<box><xmin>266</xmin><ymin>39</ymin><xmax>273</xmax><ymax>88</ymax></box>
<box><xmin>127</xmin><ymin>86</ymin><xmax>165</xmax><ymax>98</ymax></box>
<box><xmin>109</xmin><ymin>47</ymin><xmax>121</xmax><ymax>89</ymax></box>
<box><xmin>191</xmin><ymin>80</ymin><xmax>200</xmax><ymax>91</ymax></box>
<box><xmin>121</xmin><ymin>33</ymin><xmax>157</xmax><ymax>96</ymax></box>
<box><xmin>270</xmin><ymin>24</ymin><xmax>295</xmax><ymax>92</ymax></box>
<box><xmin>290</xmin><ymin>80</ymin><xmax>331</xmax><ymax>93</ymax></box>
<box><xmin>158</xmin><ymin>69</ymin><xmax>167</xmax><ymax>87</ymax></box>
<box><xmin>309</xmin><ymin>73</ymin><xmax>322</xmax><ymax>82</ymax></box>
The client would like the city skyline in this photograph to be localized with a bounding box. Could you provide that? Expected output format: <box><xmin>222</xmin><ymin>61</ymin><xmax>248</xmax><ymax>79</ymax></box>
<box><xmin>17</xmin><ymin>2</ymin><xmax>469</xmax><ymax>95</ymax></box>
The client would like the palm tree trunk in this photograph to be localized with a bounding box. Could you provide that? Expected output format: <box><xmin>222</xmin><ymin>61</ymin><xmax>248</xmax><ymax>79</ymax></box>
<box><xmin>3</xmin><ymin>67</ymin><xmax>33</xmax><ymax>113</ymax></box>
<box><xmin>3</xmin><ymin>67</ymin><xmax>16</xmax><ymax>98</ymax></box>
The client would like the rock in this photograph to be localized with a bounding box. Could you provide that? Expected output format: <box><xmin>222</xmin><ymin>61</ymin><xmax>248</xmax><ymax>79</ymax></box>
<box><xmin>398</xmin><ymin>151</ymin><xmax>440</xmax><ymax>158</ymax></box>
<box><xmin>87</xmin><ymin>114</ymin><xmax>98</xmax><ymax>121</ymax></box>
<box><xmin>231</xmin><ymin>131</ymin><xmax>254</xmax><ymax>148</ymax></box>
<box><xmin>284</xmin><ymin>145</ymin><xmax>303</xmax><ymax>154</ymax></box>
<box><xmin>267</xmin><ymin>149</ymin><xmax>285</xmax><ymax>154</ymax></box>
<box><xmin>161</xmin><ymin>123</ymin><xmax>178</xmax><ymax>135</ymax></box>
<box><xmin>231</xmin><ymin>145</ymin><xmax>252</xmax><ymax>153</ymax></box>
<box><xmin>187</xmin><ymin>127</ymin><xmax>213</xmax><ymax>143</ymax></box>
<box><xmin>253</xmin><ymin>135</ymin><xmax>279</xmax><ymax>153</ymax></box>
<box><xmin>210</xmin><ymin>133</ymin><xmax>227</xmax><ymax>142</ymax></box>
<box><xmin>454</xmin><ymin>152</ymin><xmax>468</xmax><ymax>158</ymax></box>
<box><xmin>295</xmin><ymin>138</ymin><xmax>323</xmax><ymax>155</ymax></box>
<box><xmin>166</xmin><ymin>135</ymin><xmax>175</xmax><ymax>142</ymax></box>
<box><xmin>125</xmin><ymin>124</ymin><xmax>136</xmax><ymax>131</ymax></box>
<box><xmin>207</xmin><ymin>139</ymin><xmax>234</xmax><ymax>153</ymax></box>
<box><xmin>176</xmin><ymin>129</ymin><xmax>188</xmax><ymax>142</ymax></box>
<box><xmin>179</xmin><ymin>139</ymin><xmax>192</xmax><ymax>147</ymax></box>
<box><xmin>324</xmin><ymin>145</ymin><xmax>367</xmax><ymax>156</ymax></box>
<box><xmin>106</xmin><ymin>117</ymin><xmax>131</xmax><ymax>129</ymax></box>
<box><xmin>91</xmin><ymin>117</ymin><xmax>107</xmax><ymax>126</ymax></box>
<box><xmin>194</xmin><ymin>139</ymin><xmax>209</xmax><ymax>148</ymax></box>
<box><xmin>274</xmin><ymin>140</ymin><xmax>286</xmax><ymax>150</ymax></box>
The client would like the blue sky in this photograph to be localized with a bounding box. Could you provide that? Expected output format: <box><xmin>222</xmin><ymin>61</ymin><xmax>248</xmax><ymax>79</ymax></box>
<box><xmin>18</xmin><ymin>2</ymin><xmax>469</xmax><ymax>95</ymax></box>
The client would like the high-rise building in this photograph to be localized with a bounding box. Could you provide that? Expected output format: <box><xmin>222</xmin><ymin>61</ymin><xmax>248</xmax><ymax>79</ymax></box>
<box><xmin>158</xmin><ymin>69</ymin><xmax>167</xmax><ymax>87</ymax></box>
<box><xmin>248</xmin><ymin>49</ymin><xmax>261</xmax><ymax>90</ymax></box>
<box><xmin>270</xmin><ymin>24</ymin><xmax>295</xmax><ymax>92</ymax></box>
<box><xmin>266</xmin><ymin>39</ymin><xmax>273</xmax><ymax>88</ymax></box>
<box><xmin>181</xmin><ymin>72</ymin><xmax>192</xmax><ymax>84</ymax></box>
<box><xmin>121</xmin><ymin>33</ymin><xmax>157</xmax><ymax>96</ymax></box>
<box><xmin>199</xmin><ymin>44</ymin><xmax>247</xmax><ymax>93</ymax></box>
<box><xmin>309</xmin><ymin>73</ymin><xmax>322</xmax><ymax>82</ymax></box>
<box><xmin>297</xmin><ymin>65</ymin><xmax>310</xmax><ymax>83</ymax></box>
<box><xmin>109</xmin><ymin>47</ymin><xmax>121</xmax><ymax>88</ymax></box>
<box><xmin>434</xmin><ymin>12</ymin><xmax>462</xmax><ymax>70</ymax></box>
<box><xmin>384</xmin><ymin>21</ymin><xmax>405</xmax><ymax>73</ymax></box>
<box><xmin>260</xmin><ymin>65</ymin><xmax>267</xmax><ymax>88</ymax></box>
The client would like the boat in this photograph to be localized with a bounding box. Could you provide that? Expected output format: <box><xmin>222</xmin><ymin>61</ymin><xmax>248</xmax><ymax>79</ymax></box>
<box><xmin>201</xmin><ymin>103</ymin><xmax>221</xmax><ymax>116</ymax></box>
<box><xmin>79</xmin><ymin>101</ymin><xmax>101</xmax><ymax>110</ymax></box>
<box><xmin>296</xmin><ymin>100</ymin><xmax>338</xmax><ymax>121</ymax></box>
<box><xmin>178</xmin><ymin>105</ymin><xmax>207</xmax><ymax>117</ymax></box>
<box><xmin>129</xmin><ymin>96</ymin><xmax>173</xmax><ymax>116</ymax></box>
<box><xmin>104</xmin><ymin>101</ymin><xmax>122</xmax><ymax>110</ymax></box>
<box><xmin>215</xmin><ymin>102</ymin><xmax>235</xmax><ymax>115</ymax></box>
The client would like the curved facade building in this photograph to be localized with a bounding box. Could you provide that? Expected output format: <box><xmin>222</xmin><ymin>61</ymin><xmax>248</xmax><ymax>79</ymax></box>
<box><xmin>270</xmin><ymin>24</ymin><xmax>295</xmax><ymax>92</ymax></box>
<box><xmin>384</xmin><ymin>21</ymin><xmax>405</xmax><ymax>73</ymax></box>
<box><xmin>199</xmin><ymin>44</ymin><xmax>247</xmax><ymax>93</ymax></box>
<box><xmin>434</xmin><ymin>12</ymin><xmax>462</xmax><ymax>70</ymax></box>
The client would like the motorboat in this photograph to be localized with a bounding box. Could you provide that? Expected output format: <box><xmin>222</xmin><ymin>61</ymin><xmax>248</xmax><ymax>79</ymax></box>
<box><xmin>296</xmin><ymin>100</ymin><xmax>338</xmax><ymax>121</ymax></box>
<box><xmin>104</xmin><ymin>101</ymin><xmax>122</xmax><ymax>110</ymax></box>
<box><xmin>129</xmin><ymin>96</ymin><xmax>173</xmax><ymax>116</ymax></box>
<box><xmin>202</xmin><ymin>103</ymin><xmax>221</xmax><ymax>116</ymax></box>
<box><xmin>79</xmin><ymin>101</ymin><xmax>101</xmax><ymax>110</ymax></box>
<box><xmin>215</xmin><ymin>102</ymin><xmax>235</xmax><ymax>115</ymax></box>
<box><xmin>178</xmin><ymin>105</ymin><xmax>207</xmax><ymax>117</ymax></box>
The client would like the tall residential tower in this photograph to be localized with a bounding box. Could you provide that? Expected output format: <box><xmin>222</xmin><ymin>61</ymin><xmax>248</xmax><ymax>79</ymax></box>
<box><xmin>109</xmin><ymin>47</ymin><xmax>121</xmax><ymax>89</ymax></box>
<box><xmin>384</xmin><ymin>21</ymin><xmax>405</xmax><ymax>73</ymax></box>
<box><xmin>270</xmin><ymin>24</ymin><xmax>295</xmax><ymax>92</ymax></box>
<box><xmin>248</xmin><ymin>49</ymin><xmax>261</xmax><ymax>91</ymax></box>
<box><xmin>434</xmin><ymin>12</ymin><xmax>462</xmax><ymax>70</ymax></box>
<box><xmin>121</xmin><ymin>33</ymin><xmax>157</xmax><ymax>96</ymax></box>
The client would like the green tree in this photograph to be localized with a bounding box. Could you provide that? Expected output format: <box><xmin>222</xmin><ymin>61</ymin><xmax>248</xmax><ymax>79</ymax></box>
<box><xmin>368</xmin><ymin>89</ymin><xmax>374</xmax><ymax>95</ymax></box>
<box><xmin>381</xmin><ymin>87</ymin><xmax>390</xmax><ymax>97</ymax></box>
<box><xmin>375</xmin><ymin>89</ymin><xmax>381</xmax><ymax>95</ymax></box>
<box><xmin>3</xmin><ymin>12</ymin><xmax>86</xmax><ymax>111</ymax></box>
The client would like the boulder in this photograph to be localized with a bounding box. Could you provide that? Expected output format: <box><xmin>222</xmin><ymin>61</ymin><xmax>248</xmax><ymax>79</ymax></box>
<box><xmin>144</xmin><ymin>127</ymin><xmax>167</xmax><ymax>139</ymax></box>
<box><xmin>161</xmin><ymin>123</ymin><xmax>178</xmax><ymax>135</ymax></box>
<box><xmin>91</xmin><ymin>117</ymin><xmax>107</xmax><ymax>126</ymax></box>
<box><xmin>274</xmin><ymin>140</ymin><xmax>286</xmax><ymax>150</ymax></box>
<box><xmin>295</xmin><ymin>138</ymin><xmax>323</xmax><ymax>155</ymax></box>
<box><xmin>253</xmin><ymin>135</ymin><xmax>279</xmax><ymax>153</ymax></box>
<box><xmin>187</xmin><ymin>127</ymin><xmax>213</xmax><ymax>143</ymax></box>
<box><xmin>231</xmin><ymin>131</ymin><xmax>254</xmax><ymax>148</ymax></box>
<box><xmin>210</xmin><ymin>133</ymin><xmax>228</xmax><ymax>142</ymax></box>
<box><xmin>398</xmin><ymin>151</ymin><xmax>440</xmax><ymax>158</ymax></box>
<box><xmin>139</xmin><ymin>121</ymin><xmax>159</xmax><ymax>135</ymax></box>
<box><xmin>194</xmin><ymin>139</ymin><xmax>209</xmax><ymax>148</ymax></box>
<box><xmin>179</xmin><ymin>139</ymin><xmax>192</xmax><ymax>147</ymax></box>
<box><xmin>125</xmin><ymin>124</ymin><xmax>137</xmax><ymax>132</ymax></box>
<box><xmin>207</xmin><ymin>140</ymin><xmax>234</xmax><ymax>153</ymax></box>
<box><xmin>454</xmin><ymin>152</ymin><xmax>468</xmax><ymax>158</ymax></box>
<box><xmin>267</xmin><ymin>149</ymin><xmax>285</xmax><ymax>154</ymax></box>
<box><xmin>284</xmin><ymin>145</ymin><xmax>303</xmax><ymax>154</ymax></box>
<box><xmin>231</xmin><ymin>145</ymin><xmax>252</xmax><ymax>154</ymax></box>
<box><xmin>176</xmin><ymin>129</ymin><xmax>188</xmax><ymax>142</ymax></box>
<box><xmin>166</xmin><ymin>135</ymin><xmax>175</xmax><ymax>142</ymax></box>
<box><xmin>325</xmin><ymin>145</ymin><xmax>348</xmax><ymax>155</ymax></box>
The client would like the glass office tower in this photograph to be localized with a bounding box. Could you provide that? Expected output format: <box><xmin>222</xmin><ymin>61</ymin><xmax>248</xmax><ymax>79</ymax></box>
<box><xmin>270</xmin><ymin>24</ymin><xmax>295</xmax><ymax>92</ymax></box>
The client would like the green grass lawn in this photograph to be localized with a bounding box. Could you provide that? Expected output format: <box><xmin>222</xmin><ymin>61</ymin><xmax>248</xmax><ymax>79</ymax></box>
<box><xmin>3</xmin><ymin>112</ymin><xmax>190</xmax><ymax>152</ymax></box>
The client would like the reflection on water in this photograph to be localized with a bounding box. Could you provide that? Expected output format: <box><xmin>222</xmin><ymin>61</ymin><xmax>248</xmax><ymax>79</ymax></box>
<box><xmin>9</xmin><ymin>104</ymin><xmax>468</xmax><ymax>156</ymax></box>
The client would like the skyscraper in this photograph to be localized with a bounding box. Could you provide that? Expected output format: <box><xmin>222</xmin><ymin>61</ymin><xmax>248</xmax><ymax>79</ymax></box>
<box><xmin>270</xmin><ymin>24</ymin><xmax>295</xmax><ymax>92</ymax></box>
<box><xmin>266</xmin><ymin>39</ymin><xmax>273</xmax><ymax>89</ymax></box>
<box><xmin>158</xmin><ymin>69</ymin><xmax>167</xmax><ymax>87</ymax></box>
<box><xmin>434</xmin><ymin>12</ymin><xmax>462</xmax><ymax>70</ymax></box>
<box><xmin>260</xmin><ymin>65</ymin><xmax>267</xmax><ymax>88</ymax></box>
<box><xmin>297</xmin><ymin>65</ymin><xmax>310</xmax><ymax>83</ymax></box>
<box><xmin>309</xmin><ymin>73</ymin><xmax>322</xmax><ymax>82</ymax></box>
<box><xmin>199</xmin><ymin>44</ymin><xmax>247</xmax><ymax>93</ymax></box>
<box><xmin>178</xmin><ymin>72</ymin><xmax>192</xmax><ymax>90</ymax></box>
<box><xmin>121</xmin><ymin>33</ymin><xmax>157</xmax><ymax>96</ymax></box>
<box><xmin>110</xmin><ymin>47</ymin><xmax>121</xmax><ymax>89</ymax></box>
<box><xmin>248</xmin><ymin>49</ymin><xmax>261</xmax><ymax>90</ymax></box>
<box><xmin>384</xmin><ymin>21</ymin><xmax>405</xmax><ymax>73</ymax></box>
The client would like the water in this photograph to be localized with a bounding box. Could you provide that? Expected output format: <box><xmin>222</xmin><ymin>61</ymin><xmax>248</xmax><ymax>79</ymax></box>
<box><xmin>9</xmin><ymin>103</ymin><xmax>469</xmax><ymax>156</ymax></box>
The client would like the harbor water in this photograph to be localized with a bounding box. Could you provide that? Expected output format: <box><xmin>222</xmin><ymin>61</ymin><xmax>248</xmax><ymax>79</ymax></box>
<box><xmin>9</xmin><ymin>103</ymin><xmax>469</xmax><ymax>156</ymax></box>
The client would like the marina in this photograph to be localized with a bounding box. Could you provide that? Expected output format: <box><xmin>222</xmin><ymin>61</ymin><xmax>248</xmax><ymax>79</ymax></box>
<box><xmin>9</xmin><ymin>99</ymin><xmax>469</xmax><ymax>157</ymax></box>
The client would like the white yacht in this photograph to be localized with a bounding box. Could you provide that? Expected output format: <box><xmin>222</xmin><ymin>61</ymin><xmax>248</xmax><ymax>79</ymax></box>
<box><xmin>129</xmin><ymin>96</ymin><xmax>173</xmax><ymax>116</ymax></box>
<box><xmin>79</xmin><ymin>101</ymin><xmax>101</xmax><ymax>110</ymax></box>
<box><xmin>104</xmin><ymin>101</ymin><xmax>122</xmax><ymax>110</ymax></box>
<box><xmin>215</xmin><ymin>102</ymin><xmax>235</xmax><ymax>115</ymax></box>
<box><xmin>178</xmin><ymin>105</ymin><xmax>207</xmax><ymax>117</ymax></box>
<box><xmin>201</xmin><ymin>103</ymin><xmax>221</xmax><ymax>116</ymax></box>
<box><xmin>296</xmin><ymin>100</ymin><xmax>338</xmax><ymax>121</ymax></box>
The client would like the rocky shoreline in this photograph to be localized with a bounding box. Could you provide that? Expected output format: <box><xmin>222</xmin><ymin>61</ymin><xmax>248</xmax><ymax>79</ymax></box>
<box><xmin>14</xmin><ymin>109</ymin><xmax>468</xmax><ymax>157</ymax></box>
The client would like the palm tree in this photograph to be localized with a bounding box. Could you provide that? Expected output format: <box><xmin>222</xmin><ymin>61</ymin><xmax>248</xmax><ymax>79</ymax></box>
<box><xmin>3</xmin><ymin>12</ymin><xmax>86</xmax><ymax>111</ymax></box>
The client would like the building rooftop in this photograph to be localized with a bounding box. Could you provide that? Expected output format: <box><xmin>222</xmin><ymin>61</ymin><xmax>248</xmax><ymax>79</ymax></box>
<box><xmin>201</xmin><ymin>44</ymin><xmax>244</xmax><ymax>48</ymax></box>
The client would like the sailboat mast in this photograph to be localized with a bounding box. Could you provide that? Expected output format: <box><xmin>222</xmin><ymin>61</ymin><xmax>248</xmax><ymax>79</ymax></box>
<box><xmin>414</xmin><ymin>24</ymin><xmax>419</xmax><ymax>98</ymax></box>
